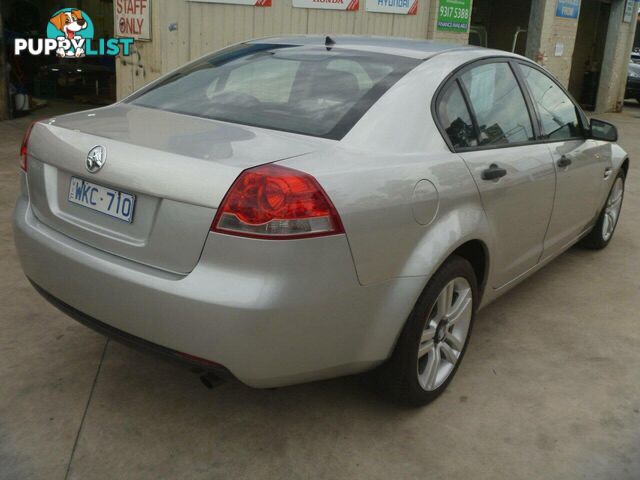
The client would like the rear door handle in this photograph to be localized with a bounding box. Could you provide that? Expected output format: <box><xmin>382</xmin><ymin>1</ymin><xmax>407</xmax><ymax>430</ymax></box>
<box><xmin>604</xmin><ymin>167</ymin><xmax>613</xmax><ymax>179</ymax></box>
<box><xmin>557</xmin><ymin>155</ymin><xmax>572</xmax><ymax>168</ymax></box>
<box><xmin>481</xmin><ymin>163</ymin><xmax>507</xmax><ymax>181</ymax></box>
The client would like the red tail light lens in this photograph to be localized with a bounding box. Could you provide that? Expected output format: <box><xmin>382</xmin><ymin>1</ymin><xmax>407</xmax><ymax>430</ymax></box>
<box><xmin>19</xmin><ymin>121</ymin><xmax>37</xmax><ymax>172</ymax></box>
<box><xmin>212</xmin><ymin>164</ymin><xmax>344</xmax><ymax>239</ymax></box>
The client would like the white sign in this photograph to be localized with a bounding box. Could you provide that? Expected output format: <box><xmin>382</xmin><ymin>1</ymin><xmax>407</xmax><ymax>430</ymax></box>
<box><xmin>622</xmin><ymin>0</ymin><xmax>635</xmax><ymax>23</ymax></box>
<box><xmin>188</xmin><ymin>0</ymin><xmax>272</xmax><ymax>6</ymax></box>
<box><xmin>293</xmin><ymin>0</ymin><xmax>359</xmax><ymax>11</ymax></box>
<box><xmin>366</xmin><ymin>0</ymin><xmax>417</xmax><ymax>14</ymax></box>
<box><xmin>554</xmin><ymin>42</ymin><xmax>564</xmax><ymax>57</ymax></box>
<box><xmin>114</xmin><ymin>0</ymin><xmax>151</xmax><ymax>41</ymax></box>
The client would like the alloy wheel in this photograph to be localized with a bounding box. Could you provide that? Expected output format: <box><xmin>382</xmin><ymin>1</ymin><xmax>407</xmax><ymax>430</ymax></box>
<box><xmin>417</xmin><ymin>277</ymin><xmax>473</xmax><ymax>391</ymax></box>
<box><xmin>602</xmin><ymin>177</ymin><xmax>624</xmax><ymax>241</ymax></box>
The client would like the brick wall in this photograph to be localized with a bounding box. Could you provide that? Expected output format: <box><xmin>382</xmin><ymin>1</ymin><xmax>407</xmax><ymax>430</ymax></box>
<box><xmin>526</xmin><ymin>0</ymin><xmax>638</xmax><ymax>112</ymax></box>
<box><xmin>541</xmin><ymin>16</ymin><xmax>579</xmax><ymax>86</ymax></box>
<box><xmin>596</xmin><ymin>1</ymin><xmax>639</xmax><ymax>111</ymax></box>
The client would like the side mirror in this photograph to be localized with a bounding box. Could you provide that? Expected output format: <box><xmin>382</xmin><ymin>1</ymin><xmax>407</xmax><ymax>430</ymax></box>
<box><xmin>590</xmin><ymin>119</ymin><xmax>618</xmax><ymax>142</ymax></box>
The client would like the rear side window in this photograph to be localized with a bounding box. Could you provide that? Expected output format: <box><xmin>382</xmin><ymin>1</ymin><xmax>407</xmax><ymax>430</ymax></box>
<box><xmin>127</xmin><ymin>43</ymin><xmax>419</xmax><ymax>140</ymax></box>
<box><xmin>437</xmin><ymin>82</ymin><xmax>478</xmax><ymax>148</ymax></box>
<box><xmin>460</xmin><ymin>62</ymin><xmax>534</xmax><ymax>146</ymax></box>
<box><xmin>519</xmin><ymin>64</ymin><xmax>583</xmax><ymax>140</ymax></box>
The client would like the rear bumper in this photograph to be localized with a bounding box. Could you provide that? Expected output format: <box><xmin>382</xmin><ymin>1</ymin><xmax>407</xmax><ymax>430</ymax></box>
<box><xmin>29</xmin><ymin>279</ymin><xmax>234</xmax><ymax>379</ymax></box>
<box><xmin>13</xmin><ymin>194</ymin><xmax>424</xmax><ymax>388</ymax></box>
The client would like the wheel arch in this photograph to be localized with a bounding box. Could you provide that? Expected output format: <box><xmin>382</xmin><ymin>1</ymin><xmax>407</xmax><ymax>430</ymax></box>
<box><xmin>396</xmin><ymin>198</ymin><xmax>494</xmax><ymax>306</ymax></box>
<box><xmin>621</xmin><ymin>157</ymin><xmax>629</xmax><ymax>177</ymax></box>
<box><xmin>449</xmin><ymin>239</ymin><xmax>489</xmax><ymax>302</ymax></box>
<box><xmin>379</xmin><ymin>236</ymin><xmax>491</xmax><ymax>379</ymax></box>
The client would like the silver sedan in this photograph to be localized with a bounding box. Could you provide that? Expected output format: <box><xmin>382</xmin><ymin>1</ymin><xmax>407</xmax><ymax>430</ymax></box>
<box><xmin>13</xmin><ymin>36</ymin><xmax>628</xmax><ymax>406</ymax></box>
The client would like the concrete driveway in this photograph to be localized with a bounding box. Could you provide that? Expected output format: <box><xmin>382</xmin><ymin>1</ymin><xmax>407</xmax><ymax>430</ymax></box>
<box><xmin>1</xmin><ymin>101</ymin><xmax>639</xmax><ymax>480</ymax></box>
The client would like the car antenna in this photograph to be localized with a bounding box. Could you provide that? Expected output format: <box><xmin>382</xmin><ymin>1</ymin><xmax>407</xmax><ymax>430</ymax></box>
<box><xmin>325</xmin><ymin>35</ymin><xmax>336</xmax><ymax>50</ymax></box>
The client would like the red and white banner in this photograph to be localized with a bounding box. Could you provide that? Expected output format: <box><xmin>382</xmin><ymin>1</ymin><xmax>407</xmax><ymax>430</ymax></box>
<box><xmin>292</xmin><ymin>0</ymin><xmax>359</xmax><ymax>11</ymax></box>
<box><xmin>188</xmin><ymin>0</ymin><xmax>271</xmax><ymax>6</ymax></box>
<box><xmin>365</xmin><ymin>0</ymin><xmax>417</xmax><ymax>14</ymax></box>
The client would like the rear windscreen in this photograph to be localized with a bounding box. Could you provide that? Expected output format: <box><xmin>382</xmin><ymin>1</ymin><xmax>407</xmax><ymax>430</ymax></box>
<box><xmin>127</xmin><ymin>43</ymin><xmax>419</xmax><ymax>140</ymax></box>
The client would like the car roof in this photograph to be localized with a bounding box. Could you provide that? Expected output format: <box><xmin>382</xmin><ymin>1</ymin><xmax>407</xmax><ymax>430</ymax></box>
<box><xmin>249</xmin><ymin>35</ymin><xmax>484</xmax><ymax>60</ymax></box>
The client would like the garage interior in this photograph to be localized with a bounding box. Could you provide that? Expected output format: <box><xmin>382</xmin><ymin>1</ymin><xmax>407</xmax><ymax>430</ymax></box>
<box><xmin>469</xmin><ymin>0</ymin><xmax>532</xmax><ymax>55</ymax></box>
<box><xmin>2</xmin><ymin>0</ymin><xmax>116</xmax><ymax>117</ymax></box>
<box><xmin>568</xmin><ymin>0</ymin><xmax>612</xmax><ymax>110</ymax></box>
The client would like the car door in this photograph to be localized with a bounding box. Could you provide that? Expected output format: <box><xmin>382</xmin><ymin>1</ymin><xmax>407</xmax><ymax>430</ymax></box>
<box><xmin>437</xmin><ymin>60</ymin><xmax>556</xmax><ymax>288</ymax></box>
<box><xmin>517</xmin><ymin>63</ymin><xmax>611</xmax><ymax>257</ymax></box>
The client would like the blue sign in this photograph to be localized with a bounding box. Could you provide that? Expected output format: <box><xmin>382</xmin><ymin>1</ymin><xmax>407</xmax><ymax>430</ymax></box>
<box><xmin>556</xmin><ymin>0</ymin><xmax>580</xmax><ymax>18</ymax></box>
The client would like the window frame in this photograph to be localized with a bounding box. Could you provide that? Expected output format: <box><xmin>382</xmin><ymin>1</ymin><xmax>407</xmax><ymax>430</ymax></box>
<box><xmin>432</xmin><ymin>56</ymin><xmax>589</xmax><ymax>153</ymax></box>
<box><xmin>436</xmin><ymin>79</ymin><xmax>480</xmax><ymax>149</ymax></box>
<box><xmin>512</xmin><ymin>60</ymin><xmax>589</xmax><ymax>143</ymax></box>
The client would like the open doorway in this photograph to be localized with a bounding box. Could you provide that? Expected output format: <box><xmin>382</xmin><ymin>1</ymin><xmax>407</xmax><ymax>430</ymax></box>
<box><xmin>469</xmin><ymin>0</ymin><xmax>532</xmax><ymax>55</ymax></box>
<box><xmin>568</xmin><ymin>0</ymin><xmax>611</xmax><ymax>110</ymax></box>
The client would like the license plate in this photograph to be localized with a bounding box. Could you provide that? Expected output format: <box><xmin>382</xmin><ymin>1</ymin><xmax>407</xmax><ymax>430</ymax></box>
<box><xmin>68</xmin><ymin>177</ymin><xmax>136</xmax><ymax>223</ymax></box>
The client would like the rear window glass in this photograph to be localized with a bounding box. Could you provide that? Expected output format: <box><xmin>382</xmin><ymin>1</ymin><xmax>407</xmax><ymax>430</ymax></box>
<box><xmin>127</xmin><ymin>43</ymin><xmax>419</xmax><ymax>140</ymax></box>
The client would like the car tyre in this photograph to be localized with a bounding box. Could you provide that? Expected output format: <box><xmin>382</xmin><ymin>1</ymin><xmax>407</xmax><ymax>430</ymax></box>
<box><xmin>579</xmin><ymin>170</ymin><xmax>625</xmax><ymax>250</ymax></box>
<box><xmin>376</xmin><ymin>255</ymin><xmax>478</xmax><ymax>407</ymax></box>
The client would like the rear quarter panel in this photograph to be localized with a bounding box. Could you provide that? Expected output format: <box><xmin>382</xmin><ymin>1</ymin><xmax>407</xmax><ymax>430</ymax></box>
<box><xmin>283</xmin><ymin>148</ymin><xmax>491</xmax><ymax>288</ymax></box>
<box><xmin>281</xmin><ymin>51</ymin><xmax>495</xmax><ymax>290</ymax></box>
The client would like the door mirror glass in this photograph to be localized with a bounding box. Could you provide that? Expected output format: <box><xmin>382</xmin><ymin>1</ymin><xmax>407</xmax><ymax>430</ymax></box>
<box><xmin>590</xmin><ymin>119</ymin><xmax>618</xmax><ymax>142</ymax></box>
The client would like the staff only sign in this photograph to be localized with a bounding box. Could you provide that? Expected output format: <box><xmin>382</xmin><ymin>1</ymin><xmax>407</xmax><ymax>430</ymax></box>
<box><xmin>365</xmin><ymin>0</ymin><xmax>417</xmax><ymax>14</ymax></box>
<box><xmin>115</xmin><ymin>0</ymin><xmax>151</xmax><ymax>41</ymax></box>
<box><xmin>293</xmin><ymin>0</ymin><xmax>360</xmax><ymax>11</ymax></box>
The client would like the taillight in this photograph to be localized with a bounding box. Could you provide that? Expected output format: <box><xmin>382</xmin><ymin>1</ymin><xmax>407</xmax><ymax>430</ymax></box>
<box><xmin>19</xmin><ymin>121</ymin><xmax>37</xmax><ymax>172</ymax></box>
<box><xmin>212</xmin><ymin>164</ymin><xmax>344</xmax><ymax>239</ymax></box>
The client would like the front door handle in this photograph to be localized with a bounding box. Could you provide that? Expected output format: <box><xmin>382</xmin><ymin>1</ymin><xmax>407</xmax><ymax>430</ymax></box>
<box><xmin>481</xmin><ymin>163</ymin><xmax>507</xmax><ymax>181</ymax></box>
<box><xmin>557</xmin><ymin>155</ymin><xmax>572</xmax><ymax>168</ymax></box>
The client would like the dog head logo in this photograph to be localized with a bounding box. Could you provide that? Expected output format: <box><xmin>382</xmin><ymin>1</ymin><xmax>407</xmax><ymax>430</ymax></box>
<box><xmin>14</xmin><ymin>7</ymin><xmax>132</xmax><ymax>58</ymax></box>
<box><xmin>46</xmin><ymin>8</ymin><xmax>94</xmax><ymax>58</ymax></box>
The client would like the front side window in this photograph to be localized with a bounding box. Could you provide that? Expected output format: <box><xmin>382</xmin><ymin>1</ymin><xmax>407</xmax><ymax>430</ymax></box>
<box><xmin>128</xmin><ymin>43</ymin><xmax>418</xmax><ymax>140</ymax></box>
<box><xmin>438</xmin><ymin>82</ymin><xmax>478</xmax><ymax>149</ymax></box>
<box><xmin>519</xmin><ymin>64</ymin><xmax>583</xmax><ymax>141</ymax></box>
<box><xmin>460</xmin><ymin>62</ymin><xmax>535</xmax><ymax>146</ymax></box>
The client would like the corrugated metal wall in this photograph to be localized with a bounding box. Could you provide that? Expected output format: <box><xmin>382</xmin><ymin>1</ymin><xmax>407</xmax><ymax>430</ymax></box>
<box><xmin>115</xmin><ymin>0</ymin><xmax>465</xmax><ymax>99</ymax></box>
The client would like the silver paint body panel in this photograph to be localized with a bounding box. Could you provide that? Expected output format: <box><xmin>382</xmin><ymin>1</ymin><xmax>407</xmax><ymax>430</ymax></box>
<box><xmin>13</xmin><ymin>38</ymin><xmax>628</xmax><ymax>387</ymax></box>
<box><xmin>25</xmin><ymin>107</ymin><xmax>329</xmax><ymax>273</ymax></box>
